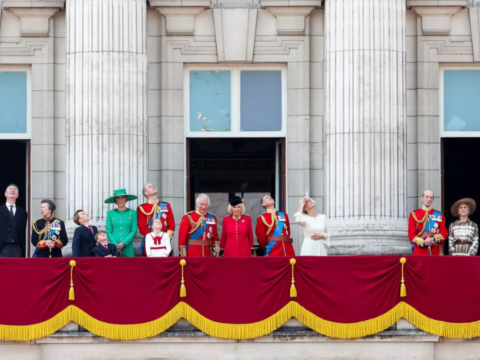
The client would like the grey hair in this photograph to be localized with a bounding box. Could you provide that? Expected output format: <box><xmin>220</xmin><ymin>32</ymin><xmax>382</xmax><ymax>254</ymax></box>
<box><xmin>5</xmin><ymin>184</ymin><xmax>19</xmax><ymax>193</ymax></box>
<box><xmin>196</xmin><ymin>193</ymin><xmax>211</xmax><ymax>206</ymax></box>
<box><xmin>421</xmin><ymin>190</ymin><xmax>434</xmax><ymax>198</ymax></box>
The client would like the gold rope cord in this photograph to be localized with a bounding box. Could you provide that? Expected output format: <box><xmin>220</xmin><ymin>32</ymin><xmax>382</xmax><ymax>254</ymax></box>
<box><xmin>412</xmin><ymin>210</ymin><xmax>429</xmax><ymax>237</ymax></box>
<box><xmin>261</xmin><ymin>211</ymin><xmax>278</xmax><ymax>236</ymax></box>
<box><xmin>138</xmin><ymin>201</ymin><xmax>159</xmax><ymax>217</ymax></box>
<box><xmin>187</xmin><ymin>214</ymin><xmax>205</xmax><ymax>235</ymax></box>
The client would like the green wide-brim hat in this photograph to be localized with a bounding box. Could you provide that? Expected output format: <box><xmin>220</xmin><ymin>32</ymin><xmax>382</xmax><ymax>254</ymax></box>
<box><xmin>104</xmin><ymin>189</ymin><xmax>138</xmax><ymax>204</ymax></box>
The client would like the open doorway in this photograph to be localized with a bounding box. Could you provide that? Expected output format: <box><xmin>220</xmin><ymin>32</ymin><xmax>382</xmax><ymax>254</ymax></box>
<box><xmin>0</xmin><ymin>140</ymin><xmax>28</xmax><ymax>210</ymax></box>
<box><xmin>186</xmin><ymin>138</ymin><xmax>285</xmax><ymax>247</ymax></box>
<box><xmin>442</xmin><ymin>138</ymin><xmax>480</xmax><ymax>254</ymax></box>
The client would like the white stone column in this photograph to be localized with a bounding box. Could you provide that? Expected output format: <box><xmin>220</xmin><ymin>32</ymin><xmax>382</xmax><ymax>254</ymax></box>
<box><xmin>325</xmin><ymin>0</ymin><xmax>409</xmax><ymax>255</ymax></box>
<box><xmin>66</xmin><ymin>0</ymin><xmax>147</xmax><ymax>228</ymax></box>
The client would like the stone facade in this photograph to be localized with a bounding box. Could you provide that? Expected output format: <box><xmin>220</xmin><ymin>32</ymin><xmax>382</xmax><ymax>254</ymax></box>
<box><xmin>0</xmin><ymin>0</ymin><xmax>477</xmax><ymax>254</ymax></box>
<box><xmin>2</xmin><ymin>0</ymin><xmax>480</xmax><ymax>357</ymax></box>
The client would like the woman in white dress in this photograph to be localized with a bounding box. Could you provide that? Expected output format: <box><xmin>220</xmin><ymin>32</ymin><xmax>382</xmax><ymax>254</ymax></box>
<box><xmin>294</xmin><ymin>196</ymin><xmax>330</xmax><ymax>256</ymax></box>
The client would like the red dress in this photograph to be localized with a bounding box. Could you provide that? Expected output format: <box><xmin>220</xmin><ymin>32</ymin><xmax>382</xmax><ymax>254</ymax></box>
<box><xmin>220</xmin><ymin>215</ymin><xmax>254</xmax><ymax>257</ymax></box>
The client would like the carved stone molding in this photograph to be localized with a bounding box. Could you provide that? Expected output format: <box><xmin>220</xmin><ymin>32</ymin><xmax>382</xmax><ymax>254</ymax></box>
<box><xmin>417</xmin><ymin>38</ymin><xmax>473</xmax><ymax>62</ymax></box>
<box><xmin>0</xmin><ymin>38</ymin><xmax>51</xmax><ymax>58</ymax></box>
<box><xmin>213</xmin><ymin>8</ymin><xmax>257</xmax><ymax>62</ymax></box>
<box><xmin>7</xmin><ymin>8</ymin><xmax>58</xmax><ymax>37</ymax></box>
<box><xmin>412</xmin><ymin>6</ymin><xmax>462</xmax><ymax>35</ymax></box>
<box><xmin>266</xmin><ymin>6</ymin><xmax>314</xmax><ymax>35</ymax></box>
<box><xmin>156</xmin><ymin>7</ymin><xmax>205</xmax><ymax>36</ymax></box>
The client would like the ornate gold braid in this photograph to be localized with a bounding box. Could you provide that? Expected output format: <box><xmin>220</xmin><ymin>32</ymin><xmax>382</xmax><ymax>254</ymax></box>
<box><xmin>32</xmin><ymin>221</ymin><xmax>51</xmax><ymax>240</ymax></box>
<box><xmin>187</xmin><ymin>214</ymin><xmax>205</xmax><ymax>235</ymax></box>
<box><xmin>139</xmin><ymin>201</ymin><xmax>159</xmax><ymax>216</ymax></box>
<box><xmin>412</xmin><ymin>211</ymin><xmax>429</xmax><ymax>237</ymax></box>
<box><xmin>261</xmin><ymin>213</ymin><xmax>278</xmax><ymax>236</ymax></box>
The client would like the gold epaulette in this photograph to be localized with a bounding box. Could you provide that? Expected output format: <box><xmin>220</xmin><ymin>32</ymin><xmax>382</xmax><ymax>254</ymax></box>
<box><xmin>54</xmin><ymin>217</ymin><xmax>64</xmax><ymax>222</ymax></box>
<box><xmin>184</xmin><ymin>211</ymin><xmax>194</xmax><ymax>216</ymax></box>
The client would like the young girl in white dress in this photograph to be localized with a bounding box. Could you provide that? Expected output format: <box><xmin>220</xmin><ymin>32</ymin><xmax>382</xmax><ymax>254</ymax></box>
<box><xmin>145</xmin><ymin>219</ymin><xmax>172</xmax><ymax>257</ymax></box>
<box><xmin>294</xmin><ymin>196</ymin><xmax>330</xmax><ymax>256</ymax></box>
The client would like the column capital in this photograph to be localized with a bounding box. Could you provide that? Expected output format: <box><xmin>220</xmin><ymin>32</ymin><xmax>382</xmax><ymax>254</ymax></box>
<box><xmin>266</xmin><ymin>6</ymin><xmax>315</xmax><ymax>35</ymax></box>
<box><xmin>154</xmin><ymin>6</ymin><xmax>205</xmax><ymax>36</ymax></box>
<box><xmin>412</xmin><ymin>6</ymin><xmax>462</xmax><ymax>35</ymax></box>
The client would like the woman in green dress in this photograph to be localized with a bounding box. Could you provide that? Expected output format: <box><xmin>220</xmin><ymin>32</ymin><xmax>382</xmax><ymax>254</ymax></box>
<box><xmin>105</xmin><ymin>189</ymin><xmax>138</xmax><ymax>257</ymax></box>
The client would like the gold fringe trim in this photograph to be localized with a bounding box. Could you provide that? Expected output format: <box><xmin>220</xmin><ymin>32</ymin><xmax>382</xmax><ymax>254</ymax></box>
<box><xmin>4</xmin><ymin>302</ymin><xmax>480</xmax><ymax>341</ymax></box>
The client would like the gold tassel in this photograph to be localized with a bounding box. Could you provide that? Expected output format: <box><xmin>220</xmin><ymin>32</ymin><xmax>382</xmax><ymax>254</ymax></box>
<box><xmin>69</xmin><ymin>260</ymin><xmax>76</xmax><ymax>301</ymax></box>
<box><xmin>290</xmin><ymin>258</ymin><xmax>297</xmax><ymax>298</ymax></box>
<box><xmin>180</xmin><ymin>259</ymin><xmax>187</xmax><ymax>298</ymax></box>
<box><xmin>399</xmin><ymin>257</ymin><xmax>407</xmax><ymax>298</ymax></box>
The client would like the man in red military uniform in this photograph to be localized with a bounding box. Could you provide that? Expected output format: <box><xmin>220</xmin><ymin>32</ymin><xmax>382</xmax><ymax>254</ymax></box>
<box><xmin>255</xmin><ymin>195</ymin><xmax>295</xmax><ymax>257</ymax></box>
<box><xmin>137</xmin><ymin>183</ymin><xmax>175</xmax><ymax>255</ymax></box>
<box><xmin>178</xmin><ymin>194</ymin><xmax>219</xmax><ymax>257</ymax></box>
<box><xmin>408</xmin><ymin>190</ymin><xmax>448</xmax><ymax>255</ymax></box>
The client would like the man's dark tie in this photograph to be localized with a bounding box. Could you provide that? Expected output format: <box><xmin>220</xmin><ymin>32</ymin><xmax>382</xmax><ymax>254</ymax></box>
<box><xmin>9</xmin><ymin>205</ymin><xmax>14</xmax><ymax>216</ymax></box>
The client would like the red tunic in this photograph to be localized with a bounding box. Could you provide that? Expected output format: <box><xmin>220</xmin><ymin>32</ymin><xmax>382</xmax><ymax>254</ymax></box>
<box><xmin>408</xmin><ymin>207</ymin><xmax>448</xmax><ymax>256</ymax></box>
<box><xmin>220</xmin><ymin>215</ymin><xmax>254</xmax><ymax>257</ymax></box>
<box><xmin>178</xmin><ymin>210</ymin><xmax>219</xmax><ymax>257</ymax></box>
<box><xmin>137</xmin><ymin>200</ymin><xmax>175</xmax><ymax>238</ymax></box>
<box><xmin>255</xmin><ymin>210</ymin><xmax>295</xmax><ymax>257</ymax></box>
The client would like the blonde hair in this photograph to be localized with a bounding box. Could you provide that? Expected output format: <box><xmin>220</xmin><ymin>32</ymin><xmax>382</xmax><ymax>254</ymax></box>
<box><xmin>298</xmin><ymin>197</ymin><xmax>316</xmax><ymax>214</ymax></box>
<box><xmin>227</xmin><ymin>203</ymin><xmax>245</xmax><ymax>216</ymax></box>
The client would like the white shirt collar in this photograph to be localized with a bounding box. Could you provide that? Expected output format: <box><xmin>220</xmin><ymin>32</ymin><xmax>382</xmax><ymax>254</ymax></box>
<box><xmin>5</xmin><ymin>202</ymin><xmax>16</xmax><ymax>208</ymax></box>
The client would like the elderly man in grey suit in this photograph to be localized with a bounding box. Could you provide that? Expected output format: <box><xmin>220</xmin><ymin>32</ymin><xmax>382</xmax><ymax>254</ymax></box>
<box><xmin>0</xmin><ymin>184</ymin><xmax>28</xmax><ymax>257</ymax></box>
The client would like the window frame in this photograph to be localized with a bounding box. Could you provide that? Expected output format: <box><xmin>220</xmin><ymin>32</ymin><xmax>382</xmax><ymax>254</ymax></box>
<box><xmin>440</xmin><ymin>65</ymin><xmax>480</xmax><ymax>138</ymax></box>
<box><xmin>184</xmin><ymin>64</ymin><xmax>287</xmax><ymax>138</ymax></box>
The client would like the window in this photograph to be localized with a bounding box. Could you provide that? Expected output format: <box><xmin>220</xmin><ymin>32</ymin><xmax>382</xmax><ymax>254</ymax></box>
<box><xmin>0</xmin><ymin>71</ymin><xmax>27</xmax><ymax>135</ymax></box>
<box><xmin>441</xmin><ymin>67</ymin><xmax>480</xmax><ymax>137</ymax></box>
<box><xmin>185</xmin><ymin>65</ymin><xmax>286</xmax><ymax>137</ymax></box>
<box><xmin>190</xmin><ymin>70</ymin><xmax>232</xmax><ymax>132</ymax></box>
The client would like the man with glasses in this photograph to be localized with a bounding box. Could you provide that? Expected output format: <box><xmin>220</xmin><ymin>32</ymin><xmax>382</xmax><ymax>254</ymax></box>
<box><xmin>0</xmin><ymin>184</ymin><xmax>28</xmax><ymax>257</ymax></box>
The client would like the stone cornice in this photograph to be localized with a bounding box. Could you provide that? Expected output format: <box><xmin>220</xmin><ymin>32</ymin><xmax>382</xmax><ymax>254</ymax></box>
<box><xmin>150</xmin><ymin>0</ymin><xmax>210</xmax><ymax>6</ymax></box>
<box><xmin>406</xmin><ymin>0</ymin><xmax>467</xmax><ymax>6</ymax></box>
<box><xmin>155</xmin><ymin>7</ymin><xmax>205</xmax><ymax>36</ymax></box>
<box><xmin>260</xmin><ymin>0</ymin><xmax>322</xmax><ymax>7</ymax></box>
<box><xmin>5</xmin><ymin>8</ymin><xmax>58</xmax><ymax>37</ymax></box>
<box><xmin>266</xmin><ymin>6</ymin><xmax>314</xmax><ymax>35</ymax></box>
<box><xmin>412</xmin><ymin>6</ymin><xmax>462</xmax><ymax>35</ymax></box>
<box><xmin>2</xmin><ymin>1</ymin><xmax>65</xmax><ymax>9</ymax></box>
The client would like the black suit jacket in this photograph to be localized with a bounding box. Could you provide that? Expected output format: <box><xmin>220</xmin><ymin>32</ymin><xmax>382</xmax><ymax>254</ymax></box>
<box><xmin>93</xmin><ymin>243</ymin><xmax>118</xmax><ymax>257</ymax></box>
<box><xmin>0</xmin><ymin>204</ymin><xmax>28</xmax><ymax>257</ymax></box>
<box><xmin>72</xmin><ymin>225</ymin><xmax>98</xmax><ymax>257</ymax></box>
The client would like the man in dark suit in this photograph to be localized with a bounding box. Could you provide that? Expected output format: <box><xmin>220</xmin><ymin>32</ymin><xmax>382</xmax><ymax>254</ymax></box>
<box><xmin>0</xmin><ymin>184</ymin><xmax>28</xmax><ymax>257</ymax></box>
<box><xmin>72</xmin><ymin>210</ymin><xmax>98</xmax><ymax>257</ymax></box>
